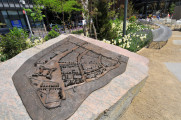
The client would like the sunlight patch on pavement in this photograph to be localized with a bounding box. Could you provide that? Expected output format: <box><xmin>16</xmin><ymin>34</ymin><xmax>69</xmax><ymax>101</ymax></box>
<box><xmin>165</xmin><ymin>62</ymin><xmax>181</xmax><ymax>82</ymax></box>
<box><xmin>173</xmin><ymin>40</ymin><xmax>181</xmax><ymax>45</ymax></box>
<box><xmin>173</xmin><ymin>35</ymin><xmax>181</xmax><ymax>37</ymax></box>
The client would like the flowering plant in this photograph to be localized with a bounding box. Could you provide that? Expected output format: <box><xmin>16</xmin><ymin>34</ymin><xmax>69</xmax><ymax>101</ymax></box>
<box><xmin>103</xmin><ymin>19</ymin><xmax>153</xmax><ymax>52</ymax></box>
<box><xmin>128</xmin><ymin>16</ymin><xmax>137</xmax><ymax>23</ymax></box>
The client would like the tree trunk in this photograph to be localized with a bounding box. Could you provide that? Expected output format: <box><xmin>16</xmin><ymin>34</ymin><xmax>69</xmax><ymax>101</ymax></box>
<box><xmin>81</xmin><ymin>0</ymin><xmax>88</xmax><ymax>36</ymax></box>
<box><xmin>93</xmin><ymin>23</ymin><xmax>97</xmax><ymax>39</ymax></box>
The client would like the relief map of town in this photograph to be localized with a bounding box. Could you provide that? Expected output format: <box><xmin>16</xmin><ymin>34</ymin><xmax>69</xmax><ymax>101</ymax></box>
<box><xmin>12</xmin><ymin>36</ymin><xmax>129</xmax><ymax>120</ymax></box>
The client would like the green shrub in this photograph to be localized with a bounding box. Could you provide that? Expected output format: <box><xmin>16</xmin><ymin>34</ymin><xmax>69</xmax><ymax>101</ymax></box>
<box><xmin>0</xmin><ymin>54</ymin><xmax>7</xmax><ymax>62</ymax></box>
<box><xmin>0</xmin><ymin>27</ymin><xmax>28</xmax><ymax>59</ymax></box>
<box><xmin>125</xmin><ymin>30</ymin><xmax>153</xmax><ymax>52</ymax></box>
<box><xmin>26</xmin><ymin>37</ymin><xmax>44</xmax><ymax>48</ymax></box>
<box><xmin>0</xmin><ymin>46</ymin><xmax>7</xmax><ymax>62</ymax></box>
<box><xmin>71</xmin><ymin>29</ymin><xmax>83</xmax><ymax>34</ymax></box>
<box><xmin>44</xmin><ymin>25</ymin><xmax>59</xmax><ymax>41</ymax></box>
<box><xmin>128</xmin><ymin>16</ymin><xmax>137</xmax><ymax>23</ymax></box>
<box><xmin>103</xmin><ymin>19</ymin><xmax>153</xmax><ymax>52</ymax></box>
<box><xmin>52</xmin><ymin>25</ymin><xmax>59</xmax><ymax>31</ymax></box>
<box><xmin>94</xmin><ymin>0</ymin><xmax>114</xmax><ymax>40</ymax></box>
<box><xmin>44</xmin><ymin>30</ymin><xmax>59</xmax><ymax>41</ymax></box>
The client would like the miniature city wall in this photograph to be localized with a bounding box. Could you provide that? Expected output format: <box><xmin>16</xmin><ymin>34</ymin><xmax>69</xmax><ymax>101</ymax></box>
<box><xmin>0</xmin><ymin>34</ymin><xmax>149</xmax><ymax>120</ymax></box>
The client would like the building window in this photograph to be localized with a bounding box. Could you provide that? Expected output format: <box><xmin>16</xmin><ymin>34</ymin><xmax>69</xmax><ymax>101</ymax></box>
<box><xmin>0</xmin><ymin>3</ymin><xmax>3</xmax><ymax>7</ymax></box>
<box><xmin>7</xmin><ymin>11</ymin><xmax>19</xmax><ymax>20</ymax></box>
<box><xmin>2</xmin><ymin>0</ymin><xmax>8</xmax><ymax>2</ymax></box>
<box><xmin>8</xmin><ymin>0</ymin><xmax>15</xmax><ymax>3</ymax></box>
<box><xmin>1</xmin><ymin>11</ymin><xmax>12</xmax><ymax>27</ymax></box>
<box><xmin>13</xmin><ymin>0</ymin><xmax>19</xmax><ymax>3</ymax></box>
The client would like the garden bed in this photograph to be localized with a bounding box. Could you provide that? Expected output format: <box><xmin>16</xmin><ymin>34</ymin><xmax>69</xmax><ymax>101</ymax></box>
<box><xmin>102</xmin><ymin>19</ymin><xmax>153</xmax><ymax>52</ymax></box>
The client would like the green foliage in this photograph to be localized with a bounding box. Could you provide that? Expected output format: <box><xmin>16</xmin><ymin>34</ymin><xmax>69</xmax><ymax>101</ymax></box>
<box><xmin>169</xmin><ymin>3</ymin><xmax>176</xmax><ymax>14</ymax></box>
<box><xmin>0</xmin><ymin>46</ymin><xmax>7</xmax><ymax>62</ymax></box>
<box><xmin>91</xmin><ymin>0</ymin><xmax>137</xmax><ymax>40</ymax></box>
<box><xmin>63</xmin><ymin>0</ymin><xmax>82</xmax><ymax>13</ymax></box>
<box><xmin>118</xmin><ymin>1</ymin><xmax>135</xmax><ymax>21</ymax></box>
<box><xmin>95</xmin><ymin>0</ymin><xmax>113</xmax><ymax>40</ymax></box>
<box><xmin>37</xmin><ymin>0</ymin><xmax>82</xmax><ymax>14</ymax></box>
<box><xmin>71</xmin><ymin>29</ymin><xmax>83</xmax><ymax>34</ymax></box>
<box><xmin>52</xmin><ymin>25</ymin><xmax>59</xmax><ymax>31</ymax></box>
<box><xmin>127</xmin><ymin>1</ymin><xmax>135</xmax><ymax>18</ymax></box>
<box><xmin>44</xmin><ymin>28</ymin><xmax>59</xmax><ymax>41</ymax></box>
<box><xmin>37</xmin><ymin>0</ymin><xmax>63</xmax><ymax>13</ymax></box>
<box><xmin>0</xmin><ymin>27</ymin><xmax>28</xmax><ymax>59</ymax></box>
<box><xmin>25</xmin><ymin>37</ymin><xmax>44</xmax><ymax>48</ymax></box>
<box><xmin>126</xmin><ymin>22</ymin><xmax>147</xmax><ymax>34</ymax></box>
<box><xmin>125</xmin><ymin>30</ymin><xmax>153</xmax><ymax>52</ymax></box>
<box><xmin>36</xmin><ymin>0</ymin><xmax>82</xmax><ymax>26</ymax></box>
<box><xmin>25</xmin><ymin>1</ymin><xmax>45</xmax><ymax>21</ymax></box>
<box><xmin>103</xmin><ymin>19</ymin><xmax>153</xmax><ymax>52</ymax></box>
<box><xmin>107</xmin><ymin>1</ymin><xmax>116</xmax><ymax>18</ymax></box>
<box><xmin>128</xmin><ymin>16</ymin><xmax>137</xmax><ymax>23</ymax></box>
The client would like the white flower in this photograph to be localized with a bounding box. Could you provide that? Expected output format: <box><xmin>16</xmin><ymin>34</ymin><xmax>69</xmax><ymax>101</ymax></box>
<box><xmin>118</xmin><ymin>39</ymin><xmax>122</xmax><ymax>43</ymax></box>
<box><xmin>126</xmin><ymin>42</ymin><xmax>130</xmax><ymax>48</ymax></box>
<box><xmin>112</xmin><ymin>23</ymin><xmax>116</xmax><ymax>28</ymax></box>
<box><xmin>106</xmin><ymin>41</ymin><xmax>111</xmax><ymax>44</ymax></box>
<box><xmin>103</xmin><ymin>39</ymin><xmax>111</xmax><ymax>44</ymax></box>
<box><xmin>140</xmin><ymin>37</ymin><xmax>144</xmax><ymax>41</ymax></box>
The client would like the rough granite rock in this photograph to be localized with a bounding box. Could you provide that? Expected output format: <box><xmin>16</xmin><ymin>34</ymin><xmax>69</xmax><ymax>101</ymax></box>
<box><xmin>0</xmin><ymin>34</ymin><xmax>149</xmax><ymax>120</ymax></box>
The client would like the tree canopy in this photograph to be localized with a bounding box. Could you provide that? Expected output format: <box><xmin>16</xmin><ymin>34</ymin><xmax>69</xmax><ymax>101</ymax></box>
<box><xmin>37</xmin><ymin>0</ymin><xmax>82</xmax><ymax>14</ymax></box>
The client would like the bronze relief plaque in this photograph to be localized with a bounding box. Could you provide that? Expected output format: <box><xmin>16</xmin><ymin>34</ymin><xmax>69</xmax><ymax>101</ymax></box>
<box><xmin>12</xmin><ymin>36</ymin><xmax>129</xmax><ymax>120</ymax></box>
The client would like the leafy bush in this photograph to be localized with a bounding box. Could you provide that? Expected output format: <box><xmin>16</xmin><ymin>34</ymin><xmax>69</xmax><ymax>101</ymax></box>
<box><xmin>122</xmin><ymin>30</ymin><xmax>152</xmax><ymax>52</ymax></box>
<box><xmin>128</xmin><ymin>16</ymin><xmax>137</xmax><ymax>23</ymax></box>
<box><xmin>94</xmin><ymin>0</ymin><xmax>114</xmax><ymax>40</ymax></box>
<box><xmin>26</xmin><ymin>36</ymin><xmax>44</xmax><ymax>48</ymax></box>
<box><xmin>44</xmin><ymin>25</ymin><xmax>59</xmax><ymax>41</ymax></box>
<box><xmin>103</xmin><ymin>19</ymin><xmax>153</xmax><ymax>52</ymax></box>
<box><xmin>0</xmin><ymin>28</ymin><xmax>46</xmax><ymax>62</ymax></box>
<box><xmin>0</xmin><ymin>46</ymin><xmax>7</xmax><ymax>62</ymax></box>
<box><xmin>169</xmin><ymin>3</ymin><xmax>176</xmax><ymax>15</ymax></box>
<box><xmin>44</xmin><ymin>30</ymin><xmax>59</xmax><ymax>41</ymax></box>
<box><xmin>0</xmin><ymin>27</ymin><xmax>28</xmax><ymax>59</ymax></box>
<box><xmin>126</xmin><ymin>22</ymin><xmax>147</xmax><ymax>34</ymax></box>
<box><xmin>71</xmin><ymin>29</ymin><xmax>83</xmax><ymax>34</ymax></box>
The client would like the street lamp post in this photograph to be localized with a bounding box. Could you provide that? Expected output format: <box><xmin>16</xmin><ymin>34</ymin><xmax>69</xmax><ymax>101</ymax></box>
<box><xmin>19</xmin><ymin>0</ymin><xmax>33</xmax><ymax>36</ymax></box>
<box><xmin>123</xmin><ymin>0</ymin><xmax>128</xmax><ymax>37</ymax></box>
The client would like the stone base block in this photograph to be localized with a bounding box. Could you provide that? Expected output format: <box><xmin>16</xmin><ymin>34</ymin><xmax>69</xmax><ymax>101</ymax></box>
<box><xmin>0</xmin><ymin>34</ymin><xmax>149</xmax><ymax>120</ymax></box>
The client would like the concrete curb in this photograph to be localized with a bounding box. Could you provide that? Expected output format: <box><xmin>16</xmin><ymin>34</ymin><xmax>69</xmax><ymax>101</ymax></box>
<box><xmin>152</xmin><ymin>23</ymin><xmax>172</xmax><ymax>42</ymax></box>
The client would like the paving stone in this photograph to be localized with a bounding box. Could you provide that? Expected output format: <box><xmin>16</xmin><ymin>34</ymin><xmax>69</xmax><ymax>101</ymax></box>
<box><xmin>173</xmin><ymin>40</ymin><xmax>181</xmax><ymax>45</ymax></box>
<box><xmin>165</xmin><ymin>62</ymin><xmax>181</xmax><ymax>82</ymax></box>
<box><xmin>173</xmin><ymin>35</ymin><xmax>181</xmax><ymax>37</ymax></box>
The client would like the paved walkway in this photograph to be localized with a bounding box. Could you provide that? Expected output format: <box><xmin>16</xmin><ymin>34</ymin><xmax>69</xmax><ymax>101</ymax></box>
<box><xmin>120</xmin><ymin>31</ymin><xmax>181</xmax><ymax>120</ymax></box>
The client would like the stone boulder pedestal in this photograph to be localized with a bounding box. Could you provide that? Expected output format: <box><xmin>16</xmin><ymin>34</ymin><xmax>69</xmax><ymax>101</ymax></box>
<box><xmin>0</xmin><ymin>34</ymin><xmax>149</xmax><ymax>120</ymax></box>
